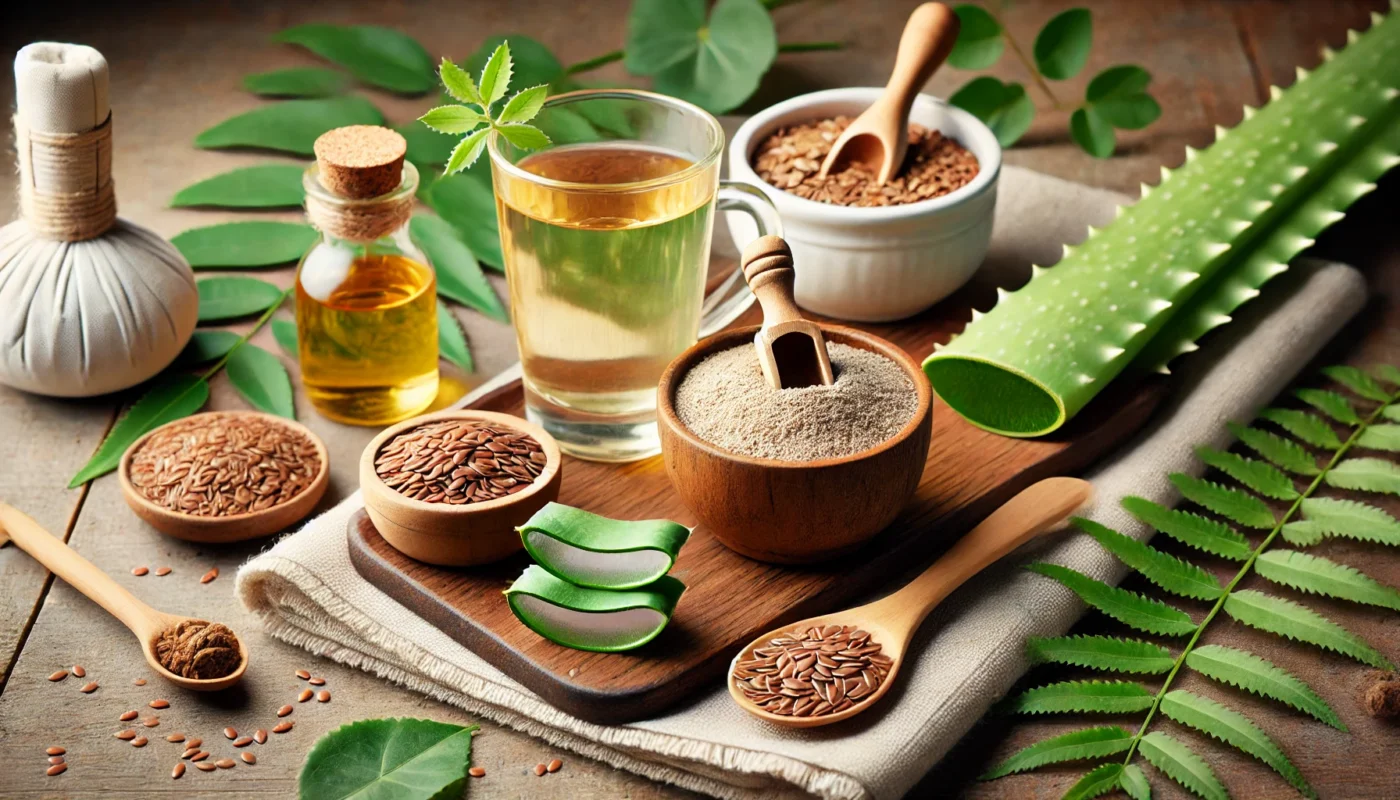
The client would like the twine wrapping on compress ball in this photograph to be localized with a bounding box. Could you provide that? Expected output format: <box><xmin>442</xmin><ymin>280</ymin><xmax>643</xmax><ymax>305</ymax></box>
<box><xmin>0</xmin><ymin>42</ymin><xmax>198</xmax><ymax>398</ymax></box>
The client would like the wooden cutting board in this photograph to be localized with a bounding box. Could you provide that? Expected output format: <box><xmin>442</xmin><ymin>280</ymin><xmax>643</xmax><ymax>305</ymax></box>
<box><xmin>348</xmin><ymin>302</ymin><xmax>1167</xmax><ymax>724</ymax></box>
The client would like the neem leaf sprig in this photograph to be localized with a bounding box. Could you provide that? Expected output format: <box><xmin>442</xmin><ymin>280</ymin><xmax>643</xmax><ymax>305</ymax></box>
<box><xmin>420</xmin><ymin>42</ymin><xmax>551</xmax><ymax>175</ymax></box>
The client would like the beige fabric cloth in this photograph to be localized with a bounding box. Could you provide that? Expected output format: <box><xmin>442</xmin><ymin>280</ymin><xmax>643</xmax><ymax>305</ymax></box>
<box><xmin>237</xmin><ymin>166</ymin><xmax>1367</xmax><ymax>800</ymax></box>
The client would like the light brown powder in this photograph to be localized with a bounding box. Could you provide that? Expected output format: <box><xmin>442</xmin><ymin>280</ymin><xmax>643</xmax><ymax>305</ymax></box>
<box><xmin>154</xmin><ymin>620</ymin><xmax>241</xmax><ymax>680</ymax></box>
<box><xmin>675</xmin><ymin>343</ymin><xmax>917</xmax><ymax>461</ymax></box>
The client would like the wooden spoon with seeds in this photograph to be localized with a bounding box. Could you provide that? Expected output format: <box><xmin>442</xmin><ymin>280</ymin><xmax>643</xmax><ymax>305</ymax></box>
<box><xmin>728</xmin><ymin>477</ymin><xmax>1091</xmax><ymax>727</ymax></box>
<box><xmin>0</xmin><ymin>503</ymin><xmax>247</xmax><ymax>691</ymax></box>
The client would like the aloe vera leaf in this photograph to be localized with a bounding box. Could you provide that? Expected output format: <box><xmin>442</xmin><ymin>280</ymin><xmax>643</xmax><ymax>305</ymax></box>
<box><xmin>923</xmin><ymin>11</ymin><xmax>1400</xmax><ymax>437</ymax></box>
<box><xmin>504</xmin><ymin>565</ymin><xmax>685</xmax><ymax>652</ymax></box>
<box><xmin>518</xmin><ymin>503</ymin><xmax>690</xmax><ymax>590</ymax></box>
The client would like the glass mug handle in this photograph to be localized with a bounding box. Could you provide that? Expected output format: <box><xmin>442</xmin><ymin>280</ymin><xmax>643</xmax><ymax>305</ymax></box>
<box><xmin>700</xmin><ymin>182</ymin><xmax>783</xmax><ymax>337</ymax></box>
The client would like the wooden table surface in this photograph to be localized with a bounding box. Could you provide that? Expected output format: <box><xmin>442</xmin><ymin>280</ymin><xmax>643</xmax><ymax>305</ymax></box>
<box><xmin>0</xmin><ymin>1</ymin><xmax>1394</xmax><ymax>798</ymax></box>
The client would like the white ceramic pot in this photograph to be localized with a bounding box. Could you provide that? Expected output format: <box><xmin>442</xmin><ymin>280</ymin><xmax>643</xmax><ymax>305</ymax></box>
<box><xmin>727</xmin><ymin>87</ymin><xmax>1002</xmax><ymax>322</ymax></box>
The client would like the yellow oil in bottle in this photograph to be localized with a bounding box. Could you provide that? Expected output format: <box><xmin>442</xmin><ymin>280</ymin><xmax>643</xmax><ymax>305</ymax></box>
<box><xmin>295</xmin><ymin>250</ymin><xmax>439</xmax><ymax>426</ymax></box>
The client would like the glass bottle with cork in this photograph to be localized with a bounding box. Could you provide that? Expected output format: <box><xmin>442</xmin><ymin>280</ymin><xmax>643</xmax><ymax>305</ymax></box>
<box><xmin>297</xmin><ymin>125</ymin><xmax>439</xmax><ymax>425</ymax></box>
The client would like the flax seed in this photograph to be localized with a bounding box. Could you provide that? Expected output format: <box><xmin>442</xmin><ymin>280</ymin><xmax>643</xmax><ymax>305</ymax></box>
<box><xmin>547</xmin><ymin>759</ymin><xmax>562</xmax><ymax>773</ymax></box>
<box><xmin>46</xmin><ymin>746</ymin><xmax>65</xmax><ymax>756</ymax></box>
<box><xmin>223</xmin><ymin>727</ymin><xmax>237</xmax><ymax>740</ymax></box>
<box><xmin>295</xmin><ymin>669</ymin><xmax>310</xmax><ymax>680</ymax></box>
<box><xmin>308</xmin><ymin>677</ymin><xmax>325</xmax><ymax>686</ymax></box>
<box><xmin>298</xmin><ymin>689</ymin><xmax>313</xmax><ymax>702</ymax></box>
<box><xmin>155</xmin><ymin>567</ymin><xmax>172</xmax><ymax>576</ymax></box>
<box><xmin>273</xmin><ymin>721</ymin><xmax>293</xmax><ymax>733</ymax></box>
<box><xmin>200</xmin><ymin>568</ymin><xmax>219</xmax><ymax>584</ymax></box>
<box><xmin>469</xmin><ymin>767</ymin><xmax>486</xmax><ymax>777</ymax></box>
<box><xmin>172</xmin><ymin>762</ymin><xmax>186</xmax><ymax>779</ymax></box>
<box><xmin>241</xmin><ymin>752</ymin><xmax>256</xmax><ymax>765</ymax></box>
<box><xmin>277</xmin><ymin>705</ymin><xmax>293</xmax><ymax>717</ymax></box>
<box><xmin>116</xmin><ymin>729</ymin><xmax>136</xmax><ymax>740</ymax></box>
<box><xmin>120</xmin><ymin>710</ymin><xmax>138</xmax><ymax>721</ymax></box>
<box><xmin>133</xmin><ymin>678</ymin><xmax>147</xmax><ymax>686</ymax></box>
<box><xmin>375</xmin><ymin>420</ymin><xmax>546</xmax><ymax>505</ymax></box>
<box><xmin>166</xmin><ymin>733</ymin><xmax>185</xmax><ymax>743</ymax></box>
<box><xmin>215</xmin><ymin>758</ymin><xmax>235</xmax><ymax>769</ymax></box>
<box><xmin>48</xmin><ymin>755</ymin><xmax>64</xmax><ymax>765</ymax></box>
<box><xmin>149</xmin><ymin>699</ymin><xmax>169</xmax><ymax>709</ymax></box>
<box><xmin>182</xmin><ymin>748</ymin><xmax>199</xmax><ymax>760</ymax></box>
<box><xmin>143</xmin><ymin>717</ymin><xmax>160</xmax><ymax>727</ymax></box>
<box><xmin>131</xmin><ymin>736</ymin><xmax>148</xmax><ymax>747</ymax></box>
<box><xmin>71</xmin><ymin>665</ymin><xmax>85</xmax><ymax>677</ymax></box>
<box><xmin>195</xmin><ymin>762</ymin><xmax>216</xmax><ymax>772</ymax></box>
<box><xmin>46</xmin><ymin>763</ymin><xmax>67</xmax><ymax>776</ymax></box>
<box><xmin>132</xmin><ymin>566</ymin><xmax>149</xmax><ymax>576</ymax></box>
<box><xmin>48</xmin><ymin>670</ymin><xmax>67</xmax><ymax>681</ymax></box>
<box><xmin>730</xmin><ymin>624</ymin><xmax>886</xmax><ymax>718</ymax></box>
<box><xmin>533</xmin><ymin>763</ymin><xmax>546</xmax><ymax>776</ymax></box>
<box><xmin>190</xmin><ymin>751</ymin><xmax>209</xmax><ymax>762</ymax></box>
<box><xmin>317</xmin><ymin>690</ymin><xmax>330</xmax><ymax>703</ymax></box>
<box><xmin>80</xmin><ymin>681</ymin><xmax>98</xmax><ymax>693</ymax></box>
<box><xmin>253</xmin><ymin>729</ymin><xmax>267</xmax><ymax>744</ymax></box>
<box><xmin>186</xmin><ymin>738</ymin><xmax>202</xmax><ymax>749</ymax></box>
<box><xmin>233</xmin><ymin>737</ymin><xmax>253</xmax><ymax>747</ymax></box>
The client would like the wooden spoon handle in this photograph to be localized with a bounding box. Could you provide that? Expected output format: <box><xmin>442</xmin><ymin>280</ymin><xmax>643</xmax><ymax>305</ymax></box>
<box><xmin>0</xmin><ymin>503</ymin><xmax>164</xmax><ymax>640</ymax></box>
<box><xmin>883</xmin><ymin>3</ymin><xmax>961</xmax><ymax>114</ymax></box>
<box><xmin>742</xmin><ymin>235</ymin><xmax>805</xmax><ymax>329</ymax></box>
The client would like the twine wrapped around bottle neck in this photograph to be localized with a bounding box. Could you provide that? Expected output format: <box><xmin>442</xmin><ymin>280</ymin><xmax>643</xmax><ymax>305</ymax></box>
<box><xmin>15</xmin><ymin>113</ymin><xmax>118</xmax><ymax>242</ymax></box>
<box><xmin>304</xmin><ymin>188</ymin><xmax>414</xmax><ymax>243</ymax></box>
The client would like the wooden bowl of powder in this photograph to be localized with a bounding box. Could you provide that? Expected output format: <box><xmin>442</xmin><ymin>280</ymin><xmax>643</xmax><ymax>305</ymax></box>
<box><xmin>658</xmin><ymin>325</ymin><xmax>932</xmax><ymax>564</ymax></box>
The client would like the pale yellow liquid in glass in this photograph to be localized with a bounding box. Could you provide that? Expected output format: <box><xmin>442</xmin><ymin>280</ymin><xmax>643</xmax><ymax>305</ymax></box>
<box><xmin>295</xmin><ymin>252</ymin><xmax>439</xmax><ymax>426</ymax></box>
<box><xmin>494</xmin><ymin>142</ymin><xmax>719</xmax><ymax>460</ymax></box>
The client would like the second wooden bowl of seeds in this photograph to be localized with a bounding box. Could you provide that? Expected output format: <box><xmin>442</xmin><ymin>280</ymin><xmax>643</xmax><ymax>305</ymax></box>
<box><xmin>360</xmin><ymin>410</ymin><xmax>563</xmax><ymax>566</ymax></box>
<box><xmin>119</xmin><ymin>411</ymin><xmax>331</xmax><ymax>543</ymax></box>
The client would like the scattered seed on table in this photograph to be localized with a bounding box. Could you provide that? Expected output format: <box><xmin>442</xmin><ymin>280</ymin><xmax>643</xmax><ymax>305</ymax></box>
<box><xmin>223</xmin><ymin>726</ymin><xmax>237</xmax><ymax>740</ymax></box>
<box><xmin>47</xmin><ymin>670</ymin><xmax>67</xmax><ymax>682</ymax></box>
<box><xmin>277</xmin><ymin>705</ymin><xmax>293</xmax><ymax>717</ymax></box>
<box><xmin>46</xmin><ymin>763</ymin><xmax>67</xmax><ymax>776</ymax></box>
<box><xmin>71</xmin><ymin>665</ymin><xmax>86</xmax><ymax>678</ymax></box>
<box><xmin>186</xmin><ymin>738</ymin><xmax>202</xmax><ymax>749</ymax></box>
<box><xmin>317</xmin><ymin>690</ymin><xmax>330</xmax><ymax>703</ymax></box>
<box><xmin>295</xmin><ymin>669</ymin><xmax>310</xmax><ymax>680</ymax></box>
<box><xmin>48</xmin><ymin>755</ymin><xmax>64</xmax><ymax>765</ymax></box>
<box><xmin>171</xmin><ymin>763</ymin><xmax>185</xmax><ymax>780</ymax></box>
<box><xmin>155</xmin><ymin>567</ymin><xmax>171</xmax><ymax>576</ymax></box>
<box><xmin>308</xmin><ymin>677</ymin><xmax>325</xmax><ymax>686</ymax></box>
<box><xmin>469</xmin><ymin>767</ymin><xmax>485</xmax><ymax>778</ymax></box>
<box><xmin>46</xmin><ymin>747</ymin><xmax>65</xmax><ymax>756</ymax></box>
<box><xmin>215</xmin><ymin>758</ymin><xmax>235</xmax><ymax>769</ymax></box>
<box><xmin>144</xmin><ymin>717</ymin><xmax>160</xmax><ymax>727</ymax></box>
<box><xmin>233</xmin><ymin>737</ymin><xmax>252</xmax><ymax>747</ymax></box>
<box><xmin>298</xmin><ymin>689</ymin><xmax>313</xmax><ymax>702</ymax></box>
<box><xmin>533</xmin><ymin>763</ymin><xmax>546</xmax><ymax>777</ymax></box>
<box><xmin>80</xmin><ymin>681</ymin><xmax>98</xmax><ymax>693</ymax></box>
<box><xmin>547</xmin><ymin>759</ymin><xmax>563</xmax><ymax>773</ymax></box>
<box><xmin>166</xmin><ymin>733</ymin><xmax>185</xmax><ymax>743</ymax></box>
<box><xmin>149</xmin><ymin>699</ymin><xmax>169</xmax><ymax>709</ymax></box>
<box><xmin>200</xmin><ymin>568</ymin><xmax>219</xmax><ymax>584</ymax></box>
<box><xmin>273</xmin><ymin>721</ymin><xmax>293</xmax><ymax>733</ymax></box>
<box><xmin>240</xmin><ymin>752</ymin><xmax>256</xmax><ymax>765</ymax></box>
<box><xmin>195</xmin><ymin>762</ymin><xmax>216</xmax><ymax>772</ymax></box>
<box><xmin>131</xmin><ymin>737</ymin><xmax>148</xmax><ymax>748</ymax></box>
<box><xmin>133</xmin><ymin>678</ymin><xmax>147</xmax><ymax>686</ymax></box>
<box><xmin>119</xmin><ymin>710</ymin><xmax>138</xmax><ymax>722</ymax></box>
<box><xmin>132</xmin><ymin>566</ymin><xmax>149</xmax><ymax>576</ymax></box>
<box><xmin>181</xmin><ymin>748</ymin><xmax>199</xmax><ymax>760</ymax></box>
<box><xmin>253</xmin><ymin>729</ymin><xmax>267</xmax><ymax>744</ymax></box>
<box><xmin>191</xmin><ymin>751</ymin><xmax>210</xmax><ymax>762</ymax></box>
<box><xmin>115</xmin><ymin>730</ymin><xmax>136</xmax><ymax>740</ymax></box>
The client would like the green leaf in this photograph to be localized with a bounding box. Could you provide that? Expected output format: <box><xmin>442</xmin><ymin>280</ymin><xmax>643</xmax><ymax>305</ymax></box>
<box><xmin>1161</xmin><ymin>690</ymin><xmax>1311</xmax><ymax>796</ymax></box>
<box><xmin>1322</xmin><ymin>365</ymin><xmax>1391</xmax><ymax>401</ymax></box>
<box><xmin>274</xmin><ymin>24</ymin><xmax>433</xmax><ymax>94</ymax></box>
<box><xmin>1280</xmin><ymin>520</ymin><xmax>1327</xmax><ymax>547</ymax></box>
<box><xmin>68</xmin><ymin>374</ymin><xmax>210</xmax><ymax>487</ymax></box>
<box><xmin>1256</xmin><ymin>550</ymin><xmax>1400</xmax><ymax>611</ymax></box>
<box><xmin>1064</xmin><ymin>763</ymin><xmax>1124</xmax><ymax>800</ymax></box>
<box><xmin>178</xmin><ymin>330</ymin><xmax>242</xmax><ymax>366</ymax></box>
<box><xmin>1257</xmin><ymin>408</ymin><xmax>1342</xmax><ymax>449</ymax></box>
<box><xmin>533</xmin><ymin>106</ymin><xmax>602</xmax><ymax>144</ymax></box>
<box><xmin>1085</xmin><ymin>65</ymin><xmax>1160</xmax><ymax>129</ymax></box>
<box><xmin>444</xmin><ymin>126</ymin><xmax>492</xmax><ymax>175</ymax></box>
<box><xmin>1326</xmin><ymin>457</ymin><xmax>1400</xmax><ymax>495</ymax></box>
<box><xmin>195</xmin><ymin>95</ymin><xmax>384</xmax><ymax>156</ymax></box>
<box><xmin>1195</xmin><ymin>446</ymin><xmax>1298</xmax><ymax>500</ymax></box>
<box><xmin>1386</xmin><ymin>403</ymin><xmax>1400</xmax><ymax>423</ymax></box>
<box><xmin>1228</xmin><ymin>423</ymin><xmax>1320</xmax><ymax>476</ymax></box>
<box><xmin>948</xmin><ymin>4</ymin><xmax>1004</xmax><ymax>69</ymax></box>
<box><xmin>242</xmin><ymin>66</ymin><xmax>348</xmax><ymax>98</ymax></box>
<box><xmin>419</xmin><ymin>105</ymin><xmax>488</xmax><ymax>135</ymax></box>
<box><xmin>949</xmin><ymin>76</ymin><xmax>1035</xmax><ymax>147</ymax></box>
<box><xmin>496</xmin><ymin>123</ymin><xmax>550</xmax><ymax>150</ymax></box>
<box><xmin>1300</xmin><ymin>497</ymin><xmax>1400</xmax><ymax>546</ymax></box>
<box><xmin>1033</xmin><ymin>8</ymin><xmax>1093</xmax><ymax>80</ymax></box>
<box><xmin>1070</xmin><ymin>106</ymin><xmax>1115</xmax><ymax>158</ymax></box>
<box><xmin>439</xmin><ymin>58</ymin><xmax>483</xmax><ymax>105</ymax></box>
<box><xmin>1357</xmin><ymin>424</ymin><xmax>1400</xmax><ymax>452</ymax></box>
<box><xmin>171</xmin><ymin>164</ymin><xmax>306</xmax><ymax>209</ymax></box>
<box><xmin>398</xmin><ymin>120</ymin><xmax>458</xmax><ymax>167</ymax></box>
<box><xmin>1224</xmin><ymin>589</ymin><xmax>1394</xmax><ymax>669</ymax></box>
<box><xmin>1075</xmin><ymin>518</ymin><xmax>1222</xmax><ymax>599</ymax></box>
<box><xmin>271</xmin><ymin>318</ymin><xmax>298</xmax><ymax>358</ymax></box>
<box><xmin>1005</xmin><ymin>680</ymin><xmax>1153</xmax><ymax>714</ymax></box>
<box><xmin>627</xmin><ymin>0</ymin><xmax>778</xmax><ymax>114</ymax></box>
<box><xmin>172</xmin><ymin>221</ymin><xmax>317</xmax><ymax>268</ymax></box>
<box><xmin>1120</xmin><ymin>764</ymin><xmax>1152</xmax><ymax>800</ymax></box>
<box><xmin>224</xmin><ymin>343</ymin><xmax>294</xmax><ymax>419</ymax></box>
<box><xmin>1295</xmin><ymin>388</ymin><xmax>1361</xmax><ymax>425</ymax></box>
<box><xmin>499</xmin><ymin>85</ymin><xmax>549</xmax><ymax>124</ymax></box>
<box><xmin>197</xmin><ymin>277</ymin><xmax>285</xmax><ymax>322</ymax></box>
<box><xmin>1375</xmin><ymin>365</ymin><xmax>1400</xmax><ymax>387</ymax></box>
<box><xmin>1186</xmin><ymin>644</ymin><xmax>1343</xmax><ymax>730</ymax></box>
<box><xmin>409</xmin><ymin>215</ymin><xmax>508</xmax><ymax>322</ymax></box>
<box><xmin>1027</xmin><ymin>563</ymin><xmax>1196</xmax><ymax>636</ymax></box>
<box><xmin>1170</xmin><ymin>472</ymin><xmax>1276</xmax><ymax>528</ymax></box>
<box><xmin>1138</xmin><ymin>731</ymin><xmax>1227</xmax><ymax>800</ymax></box>
<box><xmin>437</xmin><ymin>304</ymin><xmax>473</xmax><ymax>373</ymax></box>
<box><xmin>298</xmin><ymin>717</ymin><xmax>477</xmax><ymax>800</ymax></box>
<box><xmin>979</xmin><ymin>726</ymin><xmax>1133</xmax><ymax>780</ymax></box>
<box><xmin>464</xmin><ymin>35</ymin><xmax>564</xmax><ymax>92</ymax></box>
<box><xmin>1027</xmin><ymin>635</ymin><xmax>1174</xmax><ymax>674</ymax></box>
<box><xmin>1121</xmin><ymin>496</ymin><xmax>1252</xmax><ymax>560</ymax></box>
<box><xmin>478</xmin><ymin>42</ymin><xmax>514</xmax><ymax>107</ymax></box>
<box><xmin>427</xmin><ymin>170</ymin><xmax>503</xmax><ymax>269</ymax></box>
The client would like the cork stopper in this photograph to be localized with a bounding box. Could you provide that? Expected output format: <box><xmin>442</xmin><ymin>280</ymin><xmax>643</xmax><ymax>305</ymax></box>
<box><xmin>313</xmin><ymin>125</ymin><xmax>408</xmax><ymax>199</ymax></box>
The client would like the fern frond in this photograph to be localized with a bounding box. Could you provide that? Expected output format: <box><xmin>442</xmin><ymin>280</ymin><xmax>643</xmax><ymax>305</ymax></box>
<box><xmin>1064</xmin><ymin>764</ymin><xmax>1125</xmax><ymax>800</ymax></box>
<box><xmin>1170</xmin><ymin>473</ymin><xmax>1277</xmax><ymax>528</ymax></box>
<box><xmin>1325</xmin><ymin>457</ymin><xmax>1400</xmax><ymax>495</ymax></box>
<box><xmin>1257</xmin><ymin>408</ymin><xmax>1343</xmax><ymax>449</ymax></box>
<box><xmin>1196</xmin><ymin>446</ymin><xmax>1299</xmax><ymax>500</ymax></box>
<box><xmin>1224</xmin><ymin>590</ymin><xmax>1394</xmax><ymax>669</ymax></box>
<box><xmin>1185</xmin><ymin>644</ymin><xmax>1343</xmax><ymax>730</ymax></box>
<box><xmin>1120</xmin><ymin>764</ymin><xmax>1152</xmax><ymax>800</ymax></box>
<box><xmin>1160</xmin><ymin>690</ymin><xmax>1313</xmax><ymax>797</ymax></box>
<box><xmin>1027</xmin><ymin>563</ymin><xmax>1197</xmax><ymax>636</ymax></box>
<box><xmin>1255</xmin><ymin>550</ymin><xmax>1400</xmax><ymax>610</ymax></box>
<box><xmin>1374</xmin><ymin>364</ymin><xmax>1400</xmax><ymax>388</ymax></box>
<box><xmin>1321</xmin><ymin>365</ymin><xmax>1390</xmax><ymax>401</ymax></box>
<box><xmin>1357</xmin><ymin>423</ymin><xmax>1400</xmax><ymax>452</ymax></box>
<box><xmin>1076</xmin><ymin>518</ymin><xmax>1223</xmax><ymax>599</ymax></box>
<box><xmin>1121</xmin><ymin>496</ymin><xmax>1253</xmax><ymax>560</ymax></box>
<box><xmin>1027</xmin><ymin>635</ymin><xmax>1175</xmax><ymax>674</ymax></box>
<box><xmin>1299</xmin><ymin>497</ymin><xmax>1400</xmax><ymax>545</ymax></box>
<box><xmin>1280</xmin><ymin>520</ymin><xmax>1326</xmax><ymax>546</ymax></box>
<box><xmin>1295</xmin><ymin>388</ymin><xmax>1361</xmax><ymax>425</ymax></box>
<box><xmin>1138</xmin><ymin>731</ymin><xmax>1227</xmax><ymax>800</ymax></box>
<box><xmin>1228</xmin><ymin>423</ymin><xmax>1321</xmax><ymax>476</ymax></box>
<box><xmin>979</xmin><ymin>726</ymin><xmax>1134</xmax><ymax>780</ymax></box>
<box><xmin>1006</xmin><ymin>680</ymin><xmax>1154</xmax><ymax>715</ymax></box>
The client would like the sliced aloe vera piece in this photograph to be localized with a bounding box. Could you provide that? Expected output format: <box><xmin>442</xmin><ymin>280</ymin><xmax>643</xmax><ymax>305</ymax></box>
<box><xmin>505</xmin><ymin>566</ymin><xmax>686</xmax><ymax>652</ymax></box>
<box><xmin>518</xmin><ymin>503</ymin><xmax>690</xmax><ymax>590</ymax></box>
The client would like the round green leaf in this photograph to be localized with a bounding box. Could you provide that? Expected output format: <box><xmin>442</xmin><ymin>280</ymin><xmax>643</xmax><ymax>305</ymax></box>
<box><xmin>1086</xmin><ymin>65</ymin><xmax>1161</xmax><ymax>129</ymax></box>
<box><xmin>1033</xmin><ymin>8</ymin><xmax>1093</xmax><ymax>80</ymax></box>
<box><xmin>410</xmin><ymin>215</ymin><xmax>508</xmax><ymax>322</ymax></box>
<box><xmin>171</xmin><ymin>164</ymin><xmax>306</xmax><ymax>209</ymax></box>
<box><xmin>629</xmin><ymin>0</ymin><xmax>778</xmax><ymax>114</ymax></box>
<box><xmin>172</xmin><ymin>221</ymin><xmax>318</xmax><ymax>268</ymax></box>
<box><xmin>949</xmin><ymin>76</ymin><xmax>1035</xmax><ymax>147</ymax></box>
<box><xmin>197</xmin><ymin>277</ymin><xmax>285</xmax><ymax>322</ymax></box>
<box><xmin>1071</xmin><ymin>106</ymin><xmax>1115</xmax><ymax>158</ymax></box>
<box><xmin>299</xmin><ymin>717</ymin><xmax>477</xmax><ymax>800</ymax></box>
<box><xmin>225</xmin><ymin>343</ymin><xmax>295</xmax><ymax>419</ymax></box>
<box><xmin>195</xmin><ymin>95</ymin><xmax>384</xmax><ymax>155</ymax></box>
<box><xmin>274</xmin><ymin>24</ymin><xmax>434</xmax><ymax>94</ymax></box>
<box><xmin>242</xmin><ymin>67</ymin><xmax>348</xmax><ymax>98</ymax></box>
<box><xmin>948</xmin><ymin>4</ymin><xmax>1005</xmax><ymax>70</ymax></box>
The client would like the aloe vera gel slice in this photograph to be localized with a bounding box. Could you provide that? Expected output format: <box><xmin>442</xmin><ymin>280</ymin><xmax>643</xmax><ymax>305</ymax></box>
<box><xmin>518</xmin><ymin>502</ymin><xmax>690</xmax><ymax>590</ymax></box>
<box><xmin>505</xmin><ymin>565</ymin><xmax>686</xmax><ymax>652</ymax></box>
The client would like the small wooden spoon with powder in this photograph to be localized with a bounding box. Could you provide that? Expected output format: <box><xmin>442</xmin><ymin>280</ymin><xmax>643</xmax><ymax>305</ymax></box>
<box><xmin>0</xmin><ymin>503</ymin><xmax>247</xmax><ymax>691</ymax></box>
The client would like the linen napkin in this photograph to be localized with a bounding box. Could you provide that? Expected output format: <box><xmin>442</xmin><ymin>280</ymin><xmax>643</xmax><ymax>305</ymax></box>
<box><xmin>237</xmin><ymin>166</ymin><xmax>1366</xmax><ymax>800</ymax></box>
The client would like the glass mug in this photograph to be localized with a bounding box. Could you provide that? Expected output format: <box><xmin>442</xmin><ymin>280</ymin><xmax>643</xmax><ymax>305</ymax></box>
<box><xmin>489</xmin><ymin>89</ymin><xmax>778</xmax><ymax>462</ymax></box>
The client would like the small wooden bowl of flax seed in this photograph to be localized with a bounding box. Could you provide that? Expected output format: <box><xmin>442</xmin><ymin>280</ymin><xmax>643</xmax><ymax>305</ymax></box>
<box><xmin>360</xmin><ymin>410</ymin><xmax>563</xmax><ymax>566</ymax></box>
<box><xmin>119</xmin><ymin>411</ymin><xmax>330</xmax><ymax>543</ymax></box>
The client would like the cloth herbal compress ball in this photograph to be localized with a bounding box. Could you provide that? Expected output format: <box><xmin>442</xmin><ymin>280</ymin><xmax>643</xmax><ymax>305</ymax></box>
<box><xmin>0</xmin><ymin>43</ymin><xmax>197</xmax><ymax>397</ymax></box>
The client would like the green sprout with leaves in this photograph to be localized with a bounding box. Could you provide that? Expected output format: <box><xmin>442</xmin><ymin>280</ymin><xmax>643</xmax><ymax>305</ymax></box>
<box><xmin>946</xmin><ymin>4</ymin><xmax>1162</xmax><ymax>158</ymax></box>
<box><xmin>419</xmin><ymin>42</ymin><xmax>552</xmax><ymax>175</ymax></box>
